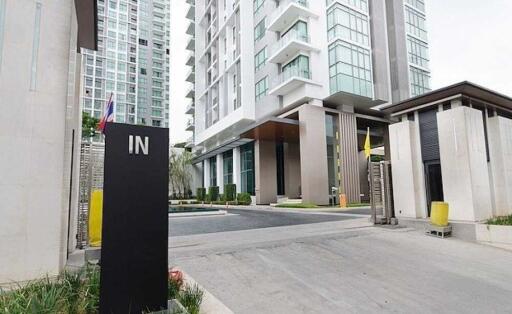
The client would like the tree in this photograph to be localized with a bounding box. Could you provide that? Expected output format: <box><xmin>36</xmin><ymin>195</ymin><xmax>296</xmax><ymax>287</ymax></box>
<box><xmin>169</xmin><ymin>149</ymin><xmax>193</xmax><ymax>199</ymax></box>
<box><xmin>82</xmin><ymin>111</ymin><xmax>99</xmax><ymax>138</ymax></box>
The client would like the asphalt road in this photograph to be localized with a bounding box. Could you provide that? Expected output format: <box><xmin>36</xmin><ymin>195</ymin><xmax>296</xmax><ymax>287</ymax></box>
<box><xmin>170</xmin><ymin>210</ymin><xmax>512</xmax><ymax>313</ymax></box>
<box><xmin>169</xmin><ymin>208</ymin><xmax>358</xmax><ymax>237</ymax></box>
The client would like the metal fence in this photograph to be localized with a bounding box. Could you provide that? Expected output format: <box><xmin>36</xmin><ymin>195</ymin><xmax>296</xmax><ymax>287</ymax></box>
<box><xmin>77</xmin><ymin>141</ymin><xmax>105</xmax><ymax>249</ymax></box>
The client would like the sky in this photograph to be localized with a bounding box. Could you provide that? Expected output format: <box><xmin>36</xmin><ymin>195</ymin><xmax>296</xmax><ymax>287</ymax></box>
<box><xmin>169</xmin><ymin>0</ymin><xmax>512</xmax><ymax>144</ymax></box>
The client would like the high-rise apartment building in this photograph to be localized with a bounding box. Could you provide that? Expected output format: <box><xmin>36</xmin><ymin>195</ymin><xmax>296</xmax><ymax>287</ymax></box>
<box><xmin>81</xmin><ymin>0</ymin><xmax>170</xmax><ymax>131</ymax></box>
<box><xmin>191</xmin><ymin>0</ymin><xmax>431</xmax><ymax>205</ymax></box>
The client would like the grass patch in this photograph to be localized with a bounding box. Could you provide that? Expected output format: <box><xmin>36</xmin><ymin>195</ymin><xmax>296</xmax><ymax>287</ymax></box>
<box><xmin>347</xmin><ymin>202</ymin><xmax>370</xmax><ymax>208</ymax></box>
<box><xmin>275</xmin><ymin>203</ymin><xmax>318</xmax><ymax>209</ymax></box>
<box><xmin>487</xmin><ymin>215</ymin><xmax>512</xmax><ymax>226</ymax></box>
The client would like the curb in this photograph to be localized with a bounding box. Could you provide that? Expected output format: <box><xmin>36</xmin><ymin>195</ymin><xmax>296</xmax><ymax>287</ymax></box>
<box><xmin>181</xmin><ymin>270</ymin><xmax>234</xmax><ymax>314</ymax></box>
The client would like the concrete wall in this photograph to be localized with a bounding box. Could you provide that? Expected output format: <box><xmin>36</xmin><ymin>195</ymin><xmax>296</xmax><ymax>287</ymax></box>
<box><xmin>0</xmin><ymin>0</ymin><xmax>78</xmax><ymax>283</ymax></box>
<box><xmin>487</xmin><ymin>116</ymin><xmax>512</xmax><ymax>217</ymax></box>
<box><xmin>389</xmin><ymin>120</ymin><xmax>427</xmax><ymax>218</ymax></box>
<box><xmin>299</xmin><ymin>104</ymin><xmax>329</xmax><ymax>205</ymax></box>
<box><xmin>255</xmin><ymin>140</ymin><xmax>277</xmax><ymax>204</ymax></box>
<box><xmin>437</xmin><ymin>107</ymin><xmax>493</xmax><ymax>221</ymax></box>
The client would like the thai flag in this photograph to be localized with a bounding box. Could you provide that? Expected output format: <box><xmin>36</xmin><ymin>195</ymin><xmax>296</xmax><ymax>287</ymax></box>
<box><xmin>98</xmin><ymin>93</ymin><xmax>114</xmax><ymax>134</ymax></box>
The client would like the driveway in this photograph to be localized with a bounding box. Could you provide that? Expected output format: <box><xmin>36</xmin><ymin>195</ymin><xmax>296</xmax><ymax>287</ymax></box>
<box><xmin>169</xmin><ymin>209</ymin><xmax>512</xmax><ymax>313</ymax></box>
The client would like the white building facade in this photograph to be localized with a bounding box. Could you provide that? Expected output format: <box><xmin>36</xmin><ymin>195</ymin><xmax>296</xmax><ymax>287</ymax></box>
<box><xmin>190</xmin><ymin>0</ymin><xmax>431</xmax><ymax>205</ymax></box>
<box><xmin>81</xmin><ymin>0</ymin><xmax>170</xmax><ymax>131</ymax></box>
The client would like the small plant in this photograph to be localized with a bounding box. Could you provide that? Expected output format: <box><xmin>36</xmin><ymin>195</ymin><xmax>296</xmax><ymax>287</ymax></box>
<box><xmin>208</xmin><ymin>186</ymin><xmax>220</xmax><ymax>202</ymax></box>
<box><xmin>487</xmin><ymin>214</ymin><xmax>512</xmax><ymax>226</ymax></box>
<box><xmin>224</xmin><ymin>184</ymin><xmax>237</xmax><ymax>202</ymax></box>
<box><xmin>237</xmin><ymin>193</ymin><xmax>252</xmax><ymax>205</ymax></box>
<box><xmin>196</xmin><ymin>188</ymin><xmax>206</xmax><ymax>202</ymax></box>
<box><xmin>168</xmin><ymin>269</ymin><xmax>203</xmax><ymax>314</ymax></box>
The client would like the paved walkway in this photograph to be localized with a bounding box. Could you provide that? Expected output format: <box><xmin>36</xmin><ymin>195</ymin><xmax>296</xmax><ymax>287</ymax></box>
<box><xmin>169</xmin><ymin>213</ymin><xmax>512</xmax><ymax>313</ymax></box>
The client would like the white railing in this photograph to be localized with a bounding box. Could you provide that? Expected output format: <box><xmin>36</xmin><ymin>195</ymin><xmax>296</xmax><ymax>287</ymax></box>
<box><xmin>272</xmin><ymin>67</ymin><xmax>311</xmax><ymax>89</ymax></box>
<box><xmin>270</xmin><ymin>30</ymin><xmax>310</xmax><ymax>57</ymax></box>
<box><xmin>269</xmin><ymin>0</ymin><xmax>309</xmax><ymax>25</ymax></box>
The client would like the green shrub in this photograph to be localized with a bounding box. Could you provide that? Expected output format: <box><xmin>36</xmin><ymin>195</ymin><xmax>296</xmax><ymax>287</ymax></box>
<box><xmin>224</xmin><ymin>184</ymin><xmax>236</xmax><ymax>202</ymax></box>
<box><xmin>237</xmin><ymin>193</ymin><xmax>252</xmax><ymax>205</ymax></box>
<box><xmin>487</xmin><ymin>214</ymin><xmax>512</xmax><ymax>225</ymax></box>
<box><xmin>208</xmin><ymin>186</ymin><xmax>219</xmax><ymax>202</ymax></box>
<box><xmin>0</xmin><ymin>266</ymin><xmax>100</xmax><ymax>314</ymax></box>
<box><xmin>196</xmin><ymin>188</ymin><xmax>206</xmax><ymax>202</ymax></box>
<box><xmin>179</xmin><ymin>284</ymin><xmax>203</xmax><ymax>314</ymax></box>
<box><xmin>275</xmin><ymin>202</ymin><xmax>317</xmax><ymax>208</ymax></box>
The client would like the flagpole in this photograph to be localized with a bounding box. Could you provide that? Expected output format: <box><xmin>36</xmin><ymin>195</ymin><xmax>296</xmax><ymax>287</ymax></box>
<box><xmin>366</xmin><ymin>127</ymin><xmax>376</xmax><ymax>224</ymax></box>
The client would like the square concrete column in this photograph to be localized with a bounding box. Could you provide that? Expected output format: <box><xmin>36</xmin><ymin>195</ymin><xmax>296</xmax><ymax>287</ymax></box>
<box><xmin>203</xmin><ymin>159</ymin><xmax>211</xmax><ymax>189</ymax></box>
<box><xmin>284</xmin><ymin>142</ymin><xmax>301</xmax><ymax>199</ymax></box>
<box><xmin>299</xmin><ymin>104</ymin><xmax>329</xmax><ymax>205</ymax></box>
<box><xmin>437</xmin><ymin>106</ymin><xmax>493</xmax><ymax>221</ymax></box>
<box><xmin>216</xmin><ymin>154</ymin><xmax>224</xmax><ymax>192</ymax></box>
<box><xmin>487</xmin><ymin>116</ymin><xmax>512</xmax><ymax>216</ymax></box>
<box><xmin>255</xmin><ymin>140</ymin><xmax>277</xmax><ymax>205</ymax></box>
<box><xmin>389</xmin><ymin>120</ymin><xmax>427</xmax><ymax>218</ymax></box>
<box><xmin>233</xmin><ymin>147</ymin><xmax>241</xmax><ymax>193</ymax></box>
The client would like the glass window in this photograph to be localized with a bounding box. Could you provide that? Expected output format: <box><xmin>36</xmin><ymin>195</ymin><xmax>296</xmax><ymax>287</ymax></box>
<box><xmin>255</xmin><ymin>76</ymin><xmax>268</xmax><ymax>101</ymax></box>
<box><xmin>253</xmin><ymin>0</ymin><xmax>264</xmax><ymax>15</ymax></box>
<box><xmin>254</xmin><ymin>18</ymin><xmax>265</xmax><ymax>42</ymax></box>
<box><xmin>407</xmin><ymin>35</ymin><xmax>429</xmax><ymax>68</ymax></box>
<box><xmin>409</xmin><ymin>66</ymin><xmax>431</xmax><ymax>97</ymax></box>
<box><xmin>327</xmin><ymin>4</ymin><xmax>369</xmax><ymax>46</ymax></box>
<box><xmin>223</xmin><ymin>151</ymin><xmax>233</xmax><ymax>185</ymax></box>
<box><xmin>210</xmin><ymin>157</ymin><xmax>217</xmax><ymax>187</ymax></box>
<box><xmin>405</xmin><ymin>0</ymin><xmax>425</xmax><ymax>12</ymax></box>
<box><xmin>326</xmin><ymin>0</ymin><xmax>368</xmax><ymax>12</ymax></box>
<box><xmin>240</xmin><ymin>143</ymin><xmax>255</xmax><ymax>195</ymax></box>
<box><xmin>328</xmin><ymin>40</ymin><xmax>373</xmax><ymax>98</ymax></box>
<box><xmin>282</xmin><ymin>55</ymin><xmax>310</xmax><ymax>81</ymax></box>
<box><xmin>254</xmin><ymin>47</ymin><xmax>267</xmax><ymax>72</ymax></box>
<box><xmin>405</xmin><ymin>6</ymin><xmax>427</xmax><ymax>40</ymax></box>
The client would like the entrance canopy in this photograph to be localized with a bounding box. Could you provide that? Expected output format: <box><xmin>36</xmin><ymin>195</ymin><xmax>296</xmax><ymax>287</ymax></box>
<box><xmin>240</xmin><ymin>117</ymin><xmax>300</xmax><ymax>143</ymax></box>
<box><xmin>193</xmin><ymin>117</ymin><xmax>299</xmax><ymax>163</ymax></box>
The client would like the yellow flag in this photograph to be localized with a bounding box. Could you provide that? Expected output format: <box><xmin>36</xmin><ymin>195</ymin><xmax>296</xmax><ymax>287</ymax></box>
<box><xmin>364</xmin><ymin>127</ymin><xmax>371</xmax><ymax>159</ymax></box>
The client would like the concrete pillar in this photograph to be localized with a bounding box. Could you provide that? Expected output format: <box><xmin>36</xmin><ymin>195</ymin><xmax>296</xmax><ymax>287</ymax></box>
<box><xmin>284</xmin><ymin>142</ymin><xmax>301</xmax><ymax>199</ymax></box>
<box><xmin>437</xmin><ymin>107</ymin><xmax>493</xmax><ymax>221</ymax></box>
<box><xmin>389</xmin><ymin>121</ymin><xmax>427</xmax><ymax>218</ymax></box>
<box><xmin>233</xmin><ymin>147</ymin><xmax>241</xmax><ymax>193</ymax></box>
<box><xmin>339</xmin><ymin>111</ymin><xmax>361</xmax><ymax>203</ymax></box>
<box><xmin>487</xmin><ymin>116</ymin><xmax>512</xmax><ymax>216</ymax></box>
<box><xmin>203</xmin><ymin>159</ymin><xmax>211</xmax><ymax>189</ymax></box>
<box><xmin>299</xmin><ymin>104</ymin><xmax>329</xmax><ymax>205</ymax></box>
<box><xmin>255</xmin><ymin>140</ymin><xmax>277</xmax><ymax>205</ymax></box>
<box><xmin>216</xmin><ymin>154</ymin><xmax>224</xmax><ymax>192</ymax></box>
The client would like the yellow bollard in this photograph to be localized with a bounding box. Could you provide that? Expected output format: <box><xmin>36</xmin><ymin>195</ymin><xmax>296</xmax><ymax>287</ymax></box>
<box><xmin>88</xmin><ymin>189</ymin><xmax>103</xmax><ymax>247</ymax></box>
<box><xmin>339</xmin><ymin>194</ymin><xmax>347</xmax><ymax>208</ymax></box>
<box><xmin>430</xmin><ymin>202</ymin><xmax>449</xmax><ymax>226</ymax></box>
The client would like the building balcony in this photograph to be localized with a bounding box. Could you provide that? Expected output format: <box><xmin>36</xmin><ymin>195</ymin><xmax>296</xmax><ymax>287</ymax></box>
<box><xmin>186</xmin><ymin>53</ymin><xmax>195</xmax><ymax>66</ymax></box>
<box><xmin>186</xmin><ymin>21</ymin><xmax>195</xmax><ymax>36</ymax></box>
<box><xmin>186</xmin><ymin>0</ymin><xmax>195</xmax><ymax>5</ymax></box>
<box><xmin>186</xmin><ymin>85</ymin><xmax>194</xmax><ymax>99</ymax></box>
<box><xmin>185</xmin><ymin>101</ymin><xmax>195</xmax><ymax>114</ymax></box>
<box><xmin>269</xmin><ymin>68</ymin><xmax>319</xmax><ymax>96</ymax></box>
<box><xmin>186</xmin><ymin>37</ymin><xmax>195</xmax><ymax>51</ymax></box>
<box><xmin>185</xmin><ymin>136</ymin><xmax>194</xmax><ymax>148</ymax></box>
<box><xmin>268</xmin><ymin>0</ymin><xmax>318</xmax><ymax>33</ymax></box>
<box><xmin>268</xmin><ymin>31</ymin><xmax>319</xmax><ymax>64</ymax></box>
<box><xmin>185</xmin><ymin>68</ymin><xmax>195</xmax><ymax>83</ymax></box>
<box><xmin>186</xmin><ymin>118</ymin><xmax>195</xmax><ymax>131</ymax></box>
<box><xmin>186</xmin><ymin>4</ymin><xmax>195</xmax><ymax>20</ymax></box>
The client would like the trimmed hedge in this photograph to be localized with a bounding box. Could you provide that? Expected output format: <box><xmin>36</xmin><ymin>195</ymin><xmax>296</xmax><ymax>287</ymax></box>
<box><xmin>224</xmin><ymin>184</ymin><xmax>237</xmax><ymax>202</ymax></box>
<box><xmin>237</xmin><ymin>193</ymin><xmax>252</xmax><ymax>205</ymax></box>
<box><xmin>196</xmin><ymin>188</ymin><xmax>206</xmax><ymax>202</ymax></box>
<box><xmin>208</xmin><ymin>186</ymin><xmax>220</xmax><ymax>202</ymax></box>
